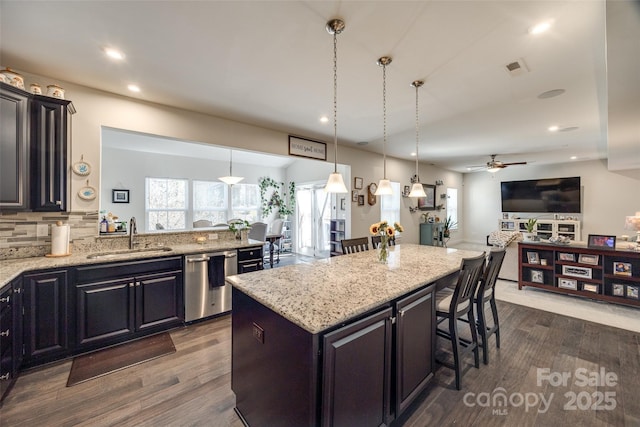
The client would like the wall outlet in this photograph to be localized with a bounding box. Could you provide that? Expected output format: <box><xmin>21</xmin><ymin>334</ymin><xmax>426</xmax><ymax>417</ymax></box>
<box><xmin>208</xmin><ymin>233</ymin><xmax>218</xmax><ymax>240</ymax></box>
<box><xmin>36</xmin><ymin>223</ymin><xmax>49</xmax><ymax>237</ymax></box>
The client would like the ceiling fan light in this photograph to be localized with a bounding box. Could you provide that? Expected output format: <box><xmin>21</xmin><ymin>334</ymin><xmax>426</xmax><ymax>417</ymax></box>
<box><xmin>375</xmin><ymin>179</ymin><xmax>393</xmax><ymax>195</ymax></box>
<box><xmin>219</xmin><ymin>175</ymin><xmax>244</xmax><ymax>185</ymax></box>
<box><xmin>487</xmin><ymin>167</ymin><xmax>501</xmax><ymax>173</ymax></box>
<box><xmin>325</xmin><ymin>172</ymin><xmax>348</xmax><ymax>193</ymax></box>
<box><xmin>408</xmin><ymin>183</ymin><xmax>426</xmax><ymax>197</ymax></box>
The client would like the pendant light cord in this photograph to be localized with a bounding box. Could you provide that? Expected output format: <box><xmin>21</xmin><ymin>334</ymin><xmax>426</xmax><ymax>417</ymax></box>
<box><xmin>332</xmin><ymin>29</ymin><xmax>339</xmax><ymax>173</ymax></box>
<box><xmin>414</xmin><ymin>84</ymin><xmax>419</xmax><ymax>177</ymax></box>
<box><xmin>382</xmin><ymin>62</ymin><xmax>387</xmax><ymax>179</ymax></box>
<box><xmin>229</xmin><ymin>150</ymin><xmax>233</xmax><ymax>176</ymax></box>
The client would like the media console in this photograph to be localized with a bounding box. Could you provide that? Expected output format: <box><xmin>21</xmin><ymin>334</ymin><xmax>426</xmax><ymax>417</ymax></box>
<box><xmin>518</xmin><ymin>241</ymin><xmax>640</xmax><ymax>308</ymax></box>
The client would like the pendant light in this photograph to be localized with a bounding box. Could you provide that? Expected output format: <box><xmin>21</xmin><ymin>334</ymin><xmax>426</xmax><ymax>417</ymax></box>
<box><xmin>324</xmin><ymin>18</ymin><xmax>348</xmax><ymax>194</ymax></box>
<box><xmin>219</xmin><ymin>149</ymin><xmax>244</xmax><ymax>185</ymax></box>
<box><xmin>375</xmin><ymin>56</ymin><xmax>393</xmax><ymax>196</ymax></box>
<box><xmin>408</xmin><ymin>80</ymin><xmax>427</xmax><ymax>198</ymax></box>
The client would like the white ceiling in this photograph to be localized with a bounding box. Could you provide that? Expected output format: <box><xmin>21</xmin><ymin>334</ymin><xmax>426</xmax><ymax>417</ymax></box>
<box><xmin>1</xmin><ymin>0</ymin><xmax>613</xmax><ymax>172</ymax></box>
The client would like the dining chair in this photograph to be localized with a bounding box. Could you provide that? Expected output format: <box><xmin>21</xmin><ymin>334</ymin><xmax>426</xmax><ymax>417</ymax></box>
<box><xmin>341</xmin><ymin>237</ymin><xmax>370</xmax><ymax>254</ymax></box>
<box><xmin>193</xmin><ymin>219</ymin><xmax>213</xmax><ymax>228</ymax></box>
<box><xmin>371</xmin><ymin>235</ymin><xmax>396</xmax><ymax>248</ymax></box>
<box><xmin>475</xmin><ymin>248</ymin><xmax>506</xmax><ymax>364</ymax></box>
<box><xmin>248</xmin><ymin>222</ymin><xmax>268</xmax><ymax>242</ymax></box>
<box><xmin>435</xmin><ymin>252</ymin><xmax>485</xmax><ymax>390</ymax></box>
<box><xmin>267</xmin><ymin>219</ymin><xmax>285</xmax><ymax>262</ymax></box>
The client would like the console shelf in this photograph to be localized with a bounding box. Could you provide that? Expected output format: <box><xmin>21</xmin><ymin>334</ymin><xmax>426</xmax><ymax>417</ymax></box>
<box><xmin>518</xmin><ymin>242</ymin><xmax>640</xmax><ymax>308</ymax></box>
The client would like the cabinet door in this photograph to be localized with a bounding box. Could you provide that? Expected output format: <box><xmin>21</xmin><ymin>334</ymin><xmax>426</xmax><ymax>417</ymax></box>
<box><xmin>23</xmin><ymin>270</ymin><xmax>68</xmax><ymax>362</ymax></box>
<box><xmin>75</xmin><ymin>278</ymin><xmax>135</xmax><ymax>347</ymax></box>
<box><xmin>0</xmin><ymin>84</ymin><xmax>30</xmax><ymax>210</ymax></box>
<box><xmin>30</xmin><ymin>97</ymin><xmax>70</xmax><ymax>211</ymax></box>
<box><xmin>322</xmin><ymin>307</ymin><xmax>393</xmax><ymax>427</ymax></box>
<box><xmin>135</xmin><ymin>271</ymin><xmax>183</xmax><ymax>331</ymax></box>
<box><xmin>395</xmin><ymin>286</ymin><xmax>435</xmax><ymax>415</ymax></box>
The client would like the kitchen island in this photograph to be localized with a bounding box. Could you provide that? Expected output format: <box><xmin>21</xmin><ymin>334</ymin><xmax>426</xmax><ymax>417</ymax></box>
<box><xmin>228</xmin><ymin>244</ymin><xmax>484</xmax><ymax>427</ymax></box>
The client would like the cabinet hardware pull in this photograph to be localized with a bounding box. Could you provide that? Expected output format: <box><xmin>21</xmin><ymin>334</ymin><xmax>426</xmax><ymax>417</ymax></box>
<box><xmin>243</xmin><ymin>263</ymin><xmax>258</xmax><ymax>268</ymax></box>
<box><xmin>129</xmin><ymin>282</ymin><xmax>134</xmax><ymax>288</ymax></box>
<box><xmin>399</xmin><ymin>309</ymin><xmax>405</xmax><ymax>317</ymax></box>
<box><xmin>225</xmin><ymin>253</ymin><xmax>237</xmax><ymax>258</ymax></box>
<box><xmin>187</xmin><ymin>257</ymin><xmax>210</xmax><ymax>263</ymax></box>
<box><xmin>55</xmin><ymin>200</ymin><xmax>62</xmax><ymax>205</ymax></box>
<box><xmin>0</xmin><ymin>329</ymin><xmax>9</xmax><ymax>337</ymax></box>
<box><xmin>14</xmin><ymin>288</ymin><xmax>21</xmax><ymax>294</ymax></box>
<box><xmin>0</xmin><ymin>296</ymin><xmax>9</xmax><ymax>303</ymax></box>
<box><xmin>0</xmin><ymin>373</ymin><xmax>9</xmax><ymax>380</ymax></box>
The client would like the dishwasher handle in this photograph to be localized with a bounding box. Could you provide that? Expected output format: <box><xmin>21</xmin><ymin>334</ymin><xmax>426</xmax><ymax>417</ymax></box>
<box><xmin>225</xmin><ymin>253</ymin><xmax>237</xmax><ymax>259</ymax></box>
<box><xmin>187</xmin><ymin>257</ymin><xmax>210</xmax><ymax>263</ymax></box>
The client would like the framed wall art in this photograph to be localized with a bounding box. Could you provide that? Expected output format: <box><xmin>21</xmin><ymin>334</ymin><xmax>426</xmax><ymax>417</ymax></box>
<box><xmin>112</xmin><ymin>189</ymin><xmax>130</xmax><ymax>203</ymax></box>
<box><xmin>417</xmin><ymin>184</ymin><xmax>436</xmax><ymax>211</ymax></box>
<box><xmin>530</xmin><ymin>270</ymin><xmax>544</xmax><ymax>283</ymax></box>
<box><xmin>578</xmin><ymin>254</ymin><xmax>599</xmax><ymax>265</ymax></box>
<box><xmin>587</xmin><ymin>234</ymin><xmax>616</xmax><ymax>250</ymax></box>
<box><xmin>558</xmin><ymin>278</ymin><xmax>578</xmax><ymax>289</ymax></box>
<box><xmin>354</xmin><ymin>177</ymin><xmax>363</xmax><ymax>190</ymax></box>
<box><xmin>562</xmin><ymin>265</ymin><xmax>592</xmax><ymax>279</ymax></box>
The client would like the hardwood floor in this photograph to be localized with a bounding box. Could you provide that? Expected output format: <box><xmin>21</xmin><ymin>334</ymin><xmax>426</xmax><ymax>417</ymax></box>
<box><xmin>1</xmin><ymin>301</ymin><xmax>638</xmax><ymax>426</ymax></box>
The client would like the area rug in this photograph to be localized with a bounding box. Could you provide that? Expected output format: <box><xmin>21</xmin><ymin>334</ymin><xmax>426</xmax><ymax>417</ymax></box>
<box><xmin>67</xmin><ymin>333</ymin><xmax>176</xmax><ymax>386</ymax></box>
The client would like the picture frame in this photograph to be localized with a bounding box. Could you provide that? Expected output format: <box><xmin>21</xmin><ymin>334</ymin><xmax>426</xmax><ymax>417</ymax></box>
<box><xmin>403</xmin><ymin>185</ymin><xmax>410</xmax><ymax>197</ymax></box>
<box><xmin>354</xmin><ymin>177</ymin><xmax>363</xmax><ymax>190</ymax></box>
<box><xmin>613</xmin><ymin>261</ymin><xmax>632</xmax><ymax>276</ymax></box>
<box><xmin>417</xmin><ymin>184</ymin><xmax>436</xmax><ymax>211</ymax></box>
<box><xmin>558</xmin><ymin>252</ymin><xmax>575</xmax><ymax>262</ymax></box>
<box><xmin>587</xmin><ymin>234</ymin><xmax>616</xmax><ymax>250</ymax></box>
<box><xmin>340</xmin><ymin>198</ymin><xmax>345</xmax><ymax>211</ymax></box>
<box><xmin>558</xmin><ymin>278</ymin><xmax>577</xmax><ymax>289</ymax></box>
<box><xmin>527</xmin><ymin>252</ymin><xmax>540</xmax><ymax>264</ymax></box>
<box><xmin>288</xmin><ymin>135</ymin><xmax>327</xmax><ymax>161</ymax></box>
<box><xmin>612</xmin><ymin>283</ymin><xmax>625</xmax><ymax>296</ymax></box>
<box><xmin>530</xmin><ymin>270</ymin><xmax>544</xmax><ymax>283</ymax></box>
<box><xmin>358</xmin><ymin>194</ymin><xmax>365</xmax><ymax>206</ymax></box>
<box><xmin>112</xmin><ymin>189</ymin><xmax>130</xmax><ymax>203</ymax></box>
<box><xmin>627</xmin><ymin>285</ymin><xmax>639</xmax><ymax>299</ymax></box>
<box><xmin>352</xmin><ymin>190</ymin><xmax>358</xmax><ymax>202</ymax></box>
<box><xmin>582</xmin><ymin>283</ymin><xmax>599</xmax><ymax>293</ymax></box>
<box><xmin>562</xmin><ymin>265</ymin><xmax>592</xmax><ymax>279</ymax></box>
<box><xmin>577</xmin><ymin>254</ymin><xmax>599</xmax><ymax>265</ymax></box>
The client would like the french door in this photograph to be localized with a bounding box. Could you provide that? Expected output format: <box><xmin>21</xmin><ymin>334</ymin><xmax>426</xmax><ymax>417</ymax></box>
<box><xmin>295</xmin><ymin>183</ymin><xmax>331</xmax><ymax>258</ymax></box>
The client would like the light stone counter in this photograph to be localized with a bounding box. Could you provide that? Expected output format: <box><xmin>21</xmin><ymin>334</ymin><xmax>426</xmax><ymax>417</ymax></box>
<box><xmin>0</xmin><ymin>239</ymin><xmax>264</xmax><ymax>288</ymax></box>
<box><xmin>227</xmin><ymin>244</ymin><xmax>484</xmax><ymax>334</ymax></box>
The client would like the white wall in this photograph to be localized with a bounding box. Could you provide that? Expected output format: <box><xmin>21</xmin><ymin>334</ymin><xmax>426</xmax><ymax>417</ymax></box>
<box><xmin>462</xmin><ymin>159</ymin><xmax>640</xmax><ymax>244</ymax></box>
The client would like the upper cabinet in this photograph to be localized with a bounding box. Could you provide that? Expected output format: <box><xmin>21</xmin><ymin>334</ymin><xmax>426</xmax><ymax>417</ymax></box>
<box><xmin>0</xmin><ymin>82</ymin><xmax>74</xmax><ymax>212</ymax></box>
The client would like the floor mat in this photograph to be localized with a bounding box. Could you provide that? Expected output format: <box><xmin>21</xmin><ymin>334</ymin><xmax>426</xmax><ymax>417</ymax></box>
<box><xmin>67</xmin><ymin>333</ymin><xmax>176</xmax><ymax>386</ymax></box>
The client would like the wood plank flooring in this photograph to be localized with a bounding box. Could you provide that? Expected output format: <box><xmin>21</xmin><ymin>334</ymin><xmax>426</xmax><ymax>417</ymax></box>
<box><xmin>1</xmin><ymin>301</ymin><xmax>638</xmax><ymax>426</ymax></box>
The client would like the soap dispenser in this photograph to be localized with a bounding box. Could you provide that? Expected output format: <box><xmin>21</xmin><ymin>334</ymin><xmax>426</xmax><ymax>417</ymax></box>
<box><xmin>100</xmin><ymin>216</ymin><xmax>108</xmax><ymax>233</ymax></box>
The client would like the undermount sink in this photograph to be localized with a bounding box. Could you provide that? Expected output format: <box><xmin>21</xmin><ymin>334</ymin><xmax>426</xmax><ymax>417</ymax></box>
<box><xmin>86</xmin><ymin>247</ymin><xmax>173</xmax><ymax>259</ymax></box>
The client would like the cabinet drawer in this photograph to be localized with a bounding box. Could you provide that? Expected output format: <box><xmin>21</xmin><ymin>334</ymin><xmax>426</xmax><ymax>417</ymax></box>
<box><xmin>239</xmin><ymin>260</ymin><xmax>263</xmax><ymax>274</ymax></box>
<box><xmin>75</xmin><ymin>256</ymin><xmax>182</xmax><ymax>282</ymax></box>
<box><xmin>237</xmin><ymin>247</ymin><xmax>263</xmax><ymax>262</ymax></box>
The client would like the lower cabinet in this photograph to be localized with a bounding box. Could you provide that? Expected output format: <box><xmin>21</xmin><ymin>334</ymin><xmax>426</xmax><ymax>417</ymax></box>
<box><xmin>237</xmin><ymin>246</ymin><xmax>264</xmax><ymax>273</ymax></box>
<box><xmin>22</xmin><ymin>270</ymin><xmax>69</xmax><ymax>366</ymax></box>
<box><xmin>73</xmin><ymin>257</ymin><xmax>183</xmax><ymax>351</ymax></box>
<box><xmin>1</xmin><ymin>276</ymin><xmax>22</xmax><ymax>404</ymax></box>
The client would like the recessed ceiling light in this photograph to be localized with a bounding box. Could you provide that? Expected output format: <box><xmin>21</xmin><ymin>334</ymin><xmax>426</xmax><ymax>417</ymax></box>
<box><xmin>548</xmin><ymin>125</ymin><xmax>559</xmax><ymax>132</ymax></box>
<box><xmin>529</xmin><ymin>21</ymin><xmax>552</xmax><ymax>35</ymax></box>
<box><xmin>410</xmin><ymin>152</ymin><xmax>416</xmax><ymax>157</ymax></box>
<box><xmin>319</xmin><ymin>116</ymin><xmax>329</xmax><ymax>123</ymax></box>
<box><xmin>127</xmin><ymin>84</ymin><xmax>141</xmax><ymax>92</ymax></box>
<box><xmin>104</xmin><ymin>47</ymin><xmax>125</xmax><ymax>60</ymax></box>
<box><xmin>570</xmin><ymin>156</ymin><xmax>577</xmax><ymax>160</ymax></box>
<box><xmin>538</xmin><ymin>89</ymin><xmax>565</xmax><ymax>99</ymax></box>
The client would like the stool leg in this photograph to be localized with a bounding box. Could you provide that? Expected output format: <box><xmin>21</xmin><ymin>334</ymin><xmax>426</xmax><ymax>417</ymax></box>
<box><xmin>468</xmin><ymin>308</ymin><xmax>480</xmax><ymax>369</ymax></box>
<box><xmin>449</xmin><ymin>316</ymin><xmax>462</xmax><ymax>390</ymax></box>
<box><xmin>477</xmin><ymin>299</ymin><xmax>489</xmax><ymax>364</ymax></box>
<box><xmin>490</xmin><ymin>296</ymin><xmax>500</xmax><ymax>349</ymax></box>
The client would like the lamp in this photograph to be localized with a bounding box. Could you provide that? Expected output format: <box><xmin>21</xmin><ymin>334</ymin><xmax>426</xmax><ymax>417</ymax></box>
<box><xmin>219</xmin><ymin>149</ymin><xmax>244</xmax><ymax>185</ymax></box>
<box><xmin>375</xmin><ymin>56</ymin><xmax>393</xmax><ymax>196</ymax></box>
<box><xmin>323</xmin><ymin>18</ymin><xmax>348</xmax><ymax>194</ymax></box>
<box><xmin>624</xmin><ymin>211</ymin><xmax>640</xmax><ymax>246</ymax></box>
<box><xmin>408</xmin><ymin>80</ymin><xmax>427</xmax><ymax>198</ymax></box>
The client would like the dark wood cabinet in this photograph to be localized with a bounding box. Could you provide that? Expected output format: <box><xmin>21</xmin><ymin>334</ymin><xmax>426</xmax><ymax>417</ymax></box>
<box><xmin>73</xmin><ymin>257</ymin><xmax>183</xmax><ymax>351</ymax></box>
<box><xmin>237</xmin><ymin>246</ymin><xmax>263</xmax><ymax>273</ymax></box>
<box><xmin>23</xmin><ymin>270</ymin><xmax>68</xmax><ymax>365</ymax></box>
<box><xmin>0</xmin><ymin>83</ymin><xmax>30</xmax><ymax>210</ymax></box>
<box><xmin>1</xmin><ymin>277</ymin><xmax>22</xmax><ymax>404</ymax></box>
<box><xmin>30</xmin><ymin>96</ymin><xmax>71</xmax><ymax>212</ymax></box>
<box><xmin>322</xmin><ymin>307</ymin><xmax>393</xmax><ymax>427</ymax></box>
<box><xmin>395</xmin><ymin>285</ymin><xmax>435</xmax><ymax>415</ymax></box>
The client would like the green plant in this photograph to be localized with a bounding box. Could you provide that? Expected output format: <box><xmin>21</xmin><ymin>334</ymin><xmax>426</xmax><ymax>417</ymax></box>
<box><xmin>228</xmin><ymin>220</ymin><xmax>250</xmax><ymax>234</ymax></box>
<box><xmin>259</xmin><ymin>177</ymin><xmax>296</xmax><ymax>217</ymax></box>
<box><xmin>443</xmin><ymin>216</ymin><xmax>457</xmax><ymax>237</ymax></box>
<box><xmin>524</xmin><ymin>218</ymin><xmax>537</xmax><ymax>233</ymax></box>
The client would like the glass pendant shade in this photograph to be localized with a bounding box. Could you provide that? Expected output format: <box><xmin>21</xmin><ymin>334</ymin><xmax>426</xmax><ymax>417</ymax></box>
<box><xmin>375</xmin><ymin>179</ymin><xmax>393</xmax><ymax>195</ymax></box>
<box><xmin>325</xmin><ymin>172</ymin><xmax>348</xmax><ymax>193</ymax></box>
<box><xmin>408</xmin><ymin>182</ymin><xmax>426</xmax><ymax>197</ymax></box>
<box><xmin>219</xmin><ymin>175</ymin><xmax>244</xmax><ymax>185</ymax></box>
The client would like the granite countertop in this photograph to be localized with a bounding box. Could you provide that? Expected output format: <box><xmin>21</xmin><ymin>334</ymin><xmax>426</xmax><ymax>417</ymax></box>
<box><xmin>0</xmin><ymin>239</ymin><xmax>264</xmax><ymax>288</ymax></box>
<box><xmin>227</xmin><ymin>244</ymin><xmax>484</xmax><ymax>334</ymax></box>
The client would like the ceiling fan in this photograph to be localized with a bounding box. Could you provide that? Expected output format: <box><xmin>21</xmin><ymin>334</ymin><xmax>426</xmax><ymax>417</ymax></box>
<box><xmin>469</xmin><ymin>154</ymin><xmax>527</xmax><ymax>173</ymax></box>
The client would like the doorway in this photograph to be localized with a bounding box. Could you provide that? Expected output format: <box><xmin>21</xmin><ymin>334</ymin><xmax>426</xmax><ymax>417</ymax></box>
<box><xmin>295</xmin><ymin>183</ymin><xmax>331</xmax><ymax>258</ymax></box>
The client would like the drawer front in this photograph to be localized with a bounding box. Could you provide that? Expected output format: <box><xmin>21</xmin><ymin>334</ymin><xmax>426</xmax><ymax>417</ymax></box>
<box><xmin>237</xmin><ymin>246</ymin><xmax>263</xmax><ymax>262</ymax></box>
<box><xmin>239</xmin><ymin>260</ymin><xmax>263</xmax><ymax>274</ymax></box>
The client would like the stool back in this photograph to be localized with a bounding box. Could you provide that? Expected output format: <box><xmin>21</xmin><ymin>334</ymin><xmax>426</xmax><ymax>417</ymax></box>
<box><xmin>477</xmin><ymin>249</ymin><xmax>506</xmax><ymax>302</ymax></box>
<box><xmin>450</xmin><ymin>253</ymin><xmax>486</xmax><ymax>316</ymax></box>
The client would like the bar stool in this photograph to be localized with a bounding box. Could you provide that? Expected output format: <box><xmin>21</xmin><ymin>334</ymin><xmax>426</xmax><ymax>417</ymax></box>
<box><xmin>475</xmin><ymin>249</ymin><xmax>506</xmax><ymax>364</ymax></box>
<box><xmin>435</xmin><ymin>252</ymin><xmax>485</xmax><ymax>390</ymax></box>
<box><xmin>341</xmin><ymin>237</ymin><xmax>370</xmax><ymax>254</ymax></box>
<box><xmin>371</xmin><ymin>235</ymin><xmax>395</xmax><ymax>248</ymax></box>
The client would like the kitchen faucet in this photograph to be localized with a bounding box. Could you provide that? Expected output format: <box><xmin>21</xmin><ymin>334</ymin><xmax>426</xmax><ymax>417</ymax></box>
<box><xmin>129</xmin><ymin>217</ymin><xmax>138</xmax><ymax>249</ymax></box>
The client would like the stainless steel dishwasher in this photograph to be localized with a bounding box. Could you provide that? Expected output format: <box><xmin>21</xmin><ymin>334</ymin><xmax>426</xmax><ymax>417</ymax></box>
<box><xmin>184</xmin><ymin>250</ymin><xmax>237</xmax><ymax>322</ymax></box>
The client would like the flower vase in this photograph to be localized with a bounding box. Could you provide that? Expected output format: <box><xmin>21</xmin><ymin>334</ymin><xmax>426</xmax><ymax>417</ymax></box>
<box><xmin>378</xmin><ymin>235</ymin><xmax>389</xmax><ymax>264</ymax></box>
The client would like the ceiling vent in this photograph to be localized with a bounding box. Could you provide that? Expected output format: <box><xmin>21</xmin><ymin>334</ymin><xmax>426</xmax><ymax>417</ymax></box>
<box><xmin>504</xmin><ymin>58</ymin><xmax>529</xmax><ymax>77</ymax></box>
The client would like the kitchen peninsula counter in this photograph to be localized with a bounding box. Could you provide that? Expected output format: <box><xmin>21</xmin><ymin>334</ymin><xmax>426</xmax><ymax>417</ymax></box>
<box><xmin>229</xmin><ymin>244</ymin><xmax>484</xmax><ymax>427</ymax></box>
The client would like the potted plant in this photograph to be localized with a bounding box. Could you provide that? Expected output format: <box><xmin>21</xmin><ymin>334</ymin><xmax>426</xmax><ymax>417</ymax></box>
<box><xmin>522</xmin><ymin>218</ymin><xmax>538</xmax><ymax>242</ymax></box>
<box><xmin>443</xmin><ymin>216</ymin><xmax>457</xmax><ymax>238</ymax></box>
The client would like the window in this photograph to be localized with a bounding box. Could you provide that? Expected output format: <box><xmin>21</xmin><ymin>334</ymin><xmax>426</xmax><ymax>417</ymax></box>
<box><xmin>231</xmin><ymin>184</ymin><xmax>260</xmax><ymax>222</ymax></box>
<box><xmin>146</xmin><ymin>177</ymin><xmax>188</xmax><ymax>231</ymax></box>
<box><xmin>380</xmin><ymin>181</ymin><xmax>401</xmax><ymax>227</ymax></box>
<box><xmin>446</xmin><ymin>187</ymin><xmax>458</xmax><ymax>230</ymax></box>
<box><xmin>193</xmin><ymin>180</ymin><xmax>228</xmax><ymax>224</ymax></box>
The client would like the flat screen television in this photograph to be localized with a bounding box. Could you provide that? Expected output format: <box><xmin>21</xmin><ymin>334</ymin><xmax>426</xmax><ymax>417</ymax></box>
<box><xmin>501</xmin><ymin>177</ymin><xmax>581</xmax><ymax>213</ymax></box>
